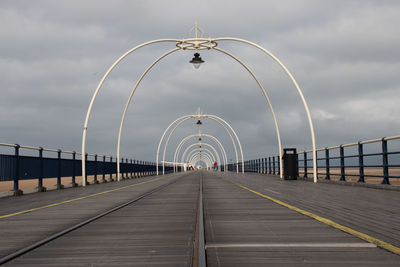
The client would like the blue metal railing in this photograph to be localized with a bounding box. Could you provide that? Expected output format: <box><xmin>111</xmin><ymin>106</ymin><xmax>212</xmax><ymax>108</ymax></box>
<box><xmin>0</xmin><ymin>142</ymin><xmax>176</xmax><ymax>194</ymax></box>
<box><xmin>227</xmin><ymin>135</ymin><xmax>400</xmax><ymax>185</ymax></box>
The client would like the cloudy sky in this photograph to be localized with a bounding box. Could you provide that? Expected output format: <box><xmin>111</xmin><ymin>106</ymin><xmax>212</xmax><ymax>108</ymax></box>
<box><xmin>1</xmin><ymin>0</ymin><xmax>399</xmax><ymax>163</ymax></box>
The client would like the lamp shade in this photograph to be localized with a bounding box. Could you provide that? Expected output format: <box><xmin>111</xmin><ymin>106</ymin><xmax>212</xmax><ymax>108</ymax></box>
<box><xmin>189</xmin><ymin>53</ymin><xmax>204</xmax><ymax>69</ymax></box>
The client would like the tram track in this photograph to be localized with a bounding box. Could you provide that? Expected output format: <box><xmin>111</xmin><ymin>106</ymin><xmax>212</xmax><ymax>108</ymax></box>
<box><xmin>0</xmin><ymin>172</ymin><xmax>201</xmax><ymax>266</ymax></box>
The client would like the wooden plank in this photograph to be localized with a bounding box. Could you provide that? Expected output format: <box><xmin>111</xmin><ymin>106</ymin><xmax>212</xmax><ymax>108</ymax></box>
<box><xmin>0</xmin><ymin>173</ymin><xmax>188</xmax><ymax>258</ymax></box>
<box><xmin>4</xmin><ymin>173</ymin><xmax>200</xmax><ymax>266</ymax></box>
<box><xmin>203</xmin><ymin>172</ymin><xmax>400</xmax><ymax>266</ymax></box>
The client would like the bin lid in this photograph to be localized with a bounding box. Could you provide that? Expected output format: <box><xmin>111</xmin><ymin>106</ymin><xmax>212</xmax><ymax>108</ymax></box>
<box><xmin>283</xmin><ymin>148</ymin><xmax>297</xmax><ymax>154</ymax></box>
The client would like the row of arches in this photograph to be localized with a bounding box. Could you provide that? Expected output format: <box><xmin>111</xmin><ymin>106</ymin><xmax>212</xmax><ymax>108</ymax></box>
<box><xmin>81</xmin><ymin>32</ymin><xmax>317</xmax><ymax>184</ymax></box>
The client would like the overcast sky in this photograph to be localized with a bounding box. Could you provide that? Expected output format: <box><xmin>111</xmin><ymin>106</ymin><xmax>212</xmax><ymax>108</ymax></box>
<box><xmin>1</xmin><ymin>0</ymin><xmax>399</xmax><ymax>163</ymax></box>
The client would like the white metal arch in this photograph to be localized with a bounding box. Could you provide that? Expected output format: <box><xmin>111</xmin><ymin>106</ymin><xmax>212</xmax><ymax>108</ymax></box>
<box><xmin>215</xmin><ymin>37</ymin><xmax>317</xmax><ymax>182</ymax></box>
<box><xmin>188</xmin><ymin>151</ymin><xmax>215</xmax><ymax>165</ymax></box>
<box><xmin>190</xmin><ymin>154</ymin><xmax>212</xmax><ymax>169</ymax></box>
<box><xmin>82</xmin><ymin>35</ymin><xmax>317</xmax><ymax>184</ymax></box>
<box><xmin>173</xmin><ymin>133</ymin><xmax>228</xmax><ymax>172</ymax></box>
<box><xmin>156</xmin><ymin>113</ymin><xmax>244</xmax><ymax>176</ymax></box>
<box><xmin>174</xmin><ymin>134</ymin><xmax>227</xmax><ymax>172</ymax></box>
<box><xmin>160</xmin><ymin>117</ymin><xmax>191</xmax><ymax>175</ymax></box>
<box><xmin>190</xmin><ymin>156</ymin><xmax>212</xmax><ymax>170</ymax></box>
<box><xmin>211</xmin><ymin>48</ymin><xmax>282</xmax><ymax>177</ymax></box>
<box><xmin>114</xmin><ymin>43</ymin><xmax>282</xmax><ymax>177</ymax></box>
<box><xmin>190</xmin><ymin>153</ymin><xmax>212</xmax><ymax>166</ymax></box>
<box><xmin>181</xmin><ymin>142</ymin><xmax>221</xmax><ymax>170</ymax></box>
<box><xmin>117</xmin><ymin>47</ymin><xmax>180</xmax><ymax>181</ymax></box>
<box><xmin>159</xmin><ymin>115</ymin><xmax>238</xmax><ymax>174</ymax></box>
<box><xmin>187</xmin><ymin>149</ymin><xmax>216</xmax><ymax>165</ymax></box>
<box><xmin>155</xmin><ymin>115</ymin><xmax>191</xmax><ymax>175</ymax></box>
<box><xmin>82</xmin><ymin>39</ymin><xmax>180</xmax><ymax>185</ymax></box>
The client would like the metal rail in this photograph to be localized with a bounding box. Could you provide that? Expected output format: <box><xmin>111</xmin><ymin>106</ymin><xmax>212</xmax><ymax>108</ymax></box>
<box><xmin>237</xmin><ymin>135</ymin><xmax>400</xmax><ymax>185</ymax></box>
<box><xmin>198</xmin><ymin>173</ymin><xmax>206</xmax><ymax>267</ymax></box>
<box><xmin>0</xmin><ymin>142</ymin><xmax>170</xmax><ymax>194</ymax></box>
<box><xmin>192</xmin><ymin>172</ymin><xmax>207</xmax><ymax>267</ymax></box>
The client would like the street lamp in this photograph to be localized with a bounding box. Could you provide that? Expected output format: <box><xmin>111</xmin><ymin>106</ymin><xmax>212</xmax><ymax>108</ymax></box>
<box><xmin>189</xmin><ymin>53</ymin><xmax>204</xmax><ymax>69</ymax></box>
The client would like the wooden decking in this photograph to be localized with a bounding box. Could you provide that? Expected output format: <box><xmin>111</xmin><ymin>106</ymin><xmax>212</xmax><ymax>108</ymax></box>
<box><xmin>0</xmin><ymin>171</ymin><xmax>398</xmax><ymax>266</ymax></box>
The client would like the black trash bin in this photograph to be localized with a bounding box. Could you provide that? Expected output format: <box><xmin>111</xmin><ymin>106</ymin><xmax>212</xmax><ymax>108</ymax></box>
<box><xmin>283</xmin><ymin>148</ymin><xmax>298</xmax><ymax>180</ymax></box>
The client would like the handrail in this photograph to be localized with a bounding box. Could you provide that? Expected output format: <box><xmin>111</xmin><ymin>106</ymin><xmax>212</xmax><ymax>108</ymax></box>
<box><xmin>0</xmin><ymin>143</ymin><xmax>116</xmax><ymax>159</ymax></box>
<box><xmin>240</xmin><ymin>135</ymin><xmax>400</xmax><ymax>185</ymax></box>
<box><xmin>0</xmin><ymin>142</ymin><xmax>164</xmax><ymax>195</ymax></box>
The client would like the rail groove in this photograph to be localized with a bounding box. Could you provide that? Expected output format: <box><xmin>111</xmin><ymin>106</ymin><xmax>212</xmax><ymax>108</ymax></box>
<box><xmin>0</xmin><ymin>175</ymin><xmax>184</xmax><ymax>265</ymax></box>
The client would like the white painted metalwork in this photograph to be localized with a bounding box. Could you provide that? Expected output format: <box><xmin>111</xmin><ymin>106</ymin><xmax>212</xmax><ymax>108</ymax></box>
<box><xmin>190</xmin><ymin>153</ymin><xmax>212</xmax><ymax>167</ymax></box>
<box><xmin>83</xmin><ymin>31</ymin><xmax>317</xmax><ymax>183</ymax></box>
<box><xmin>160</xmin><ymin>117</ymin><xmax>191</xmax><ymax>175</ymax></box>
<box><xmin>214</xmin><ymin>37</ymin><xmax>317</xmax><ymax>182</ymax></box>
<box><xmin>190</xmin><ymin>153</ymin><xmax>213</xmax><ymax>169</ymax></box>
<box><xmin>187</xmin><ymin>148</ymin><xmax>216</xmax><ymax>164</ymax></box>
<box><xmin>181</xmin><ymin>142</ymin><xmax>221</xmax><ymax>170</ymax></box>
<box><xmin>82</xmin><ymin>39</ymin><xmax>180</xmax><ymax>185</ymax></box>
<box><xmin>188</xmin><ymin>151</ymin><xmax>215</xmax><ymax>165</ymax></box>
<box><xmin>155</xmin><ymin>116</ymin><xmax>191</xmax><ymax>176</ymax></box>
<box><xmin>156</xmin><ymin>112</ymin><xmax>243</xmax><ymax>175</ymax></box>
<box><xmin>206</xmin><ymin>115</ymin><xmax>245</xmax><ymax>173</ymax></box>
<box><xmin>117</xmin><ymin>48</ymin><xmax>180</xmax><ymax>180</ymax></box>
<box><xmin>174</xmin><ymin>134</ymin><xmax>227</xmax><ymax>172</ymax></box>
<box><xmin>212</xmin><ymin>48</ymin><xmax>282</xmax><ymax>177</ymax></box>
<box><xmin>191</xmin><ymin>158</ymin><xmax>211</xmax><ymax>169</ymax></box>
<box><xmin>173</xmin><ymin>133</ymin><xmax>228</xmax><ymax>172</ymax></box>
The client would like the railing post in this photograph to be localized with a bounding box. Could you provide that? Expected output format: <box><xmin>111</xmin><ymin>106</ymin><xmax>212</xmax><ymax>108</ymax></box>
<box><xmin>357</xmin><ymin>143</ymin><xmax>365</xmax><ymax>183</ymax></box>
<box><xmin>119</xmin><ymin>158</ymin><xmax>125</xmax><ymax>180</ymax></box>
<box><xmin>102</xmin><ymin>155</ymin><xmax>106</xmax><ymax>183</ymax></box>
<box><xmin>303</xmin><ymin>152</ymin><xmax>308</xmax><ymax>178</ymax></box>
<box><xmin>261</xmin><ymin>158</ymin><xmax>264</xmax><ymax>174</ymax></box>
<box><xmin>57</xmin><ymin>149</ymin><xmax>64</xmax><ymax>189</ymax></box>
<box><xmin>130</xmin><ymin>159</ymin><xmax>133</xmax><ymax>178</ymax></box>
<box><xmin>125</xmin><ymin>158</ymin><xmax>128</xmax><ymax>178</ymax></box>
<box><xmin>381</xmin><ymin>138</ymin><xmax>390</xmax><ymax>184</ymax></box>
<box><xmin>72</xmin><ymin>152</ymin><xmax>78</xmax><ymax>187</ymax></box>
<box><xmin>12</xmin><ymin>144</ymin><xmax>23</xmax><ymax>196</ymax></box>
<box><xmin>94</xmin><ymin>154</ymin><xmax>98</xmax><ymax>184</ymax></box>
<box><xmin>37</xmin><ymin>147</ymin><xmax>46</xmax><ymax>192</ymax></box>
<box><xmin>85</xmin><ymin>153</ymin><xmax>89</xmax><ymax>185</ymax></box>
<box><xmin>325</xmin><ymin>148</ymin><xmax>330</xmax><ymax>180</ymax></box>
<box><xmin>257</xmin><ymin>159</ymin><xmax>259</xmax><ymax>173</ymax></box>
<box><xmin>276</xmin><ymin>155</ymin><xmax>280</xmax><ymax>176</ymax></box>
<box><xmin>340</xmin><ymin>145</ymin><xmax>346</xmax><ymax>181</ymax></box>
<box><xmin>267</xmin><ymin>157</ymin><xmax>270</xmax><ymax>174</ymax></box>
<box><xmin>110</xmin><ymin>156</ymin><xmax>114</xmax><ymax>181</ymax></box>
<box><xmin>133</xmin><ymin>159</ymin><xmax>136</xmax><ymax>177</ymax></box>
<box><xmin>126</xmin><ymin>158</ymin><xmax>129</xmax><ymax>178</ymax></box>
<box><xmin>270</xmin><ymin>157</ymin><xmax>273</xmax><ymax>175</ymax></box>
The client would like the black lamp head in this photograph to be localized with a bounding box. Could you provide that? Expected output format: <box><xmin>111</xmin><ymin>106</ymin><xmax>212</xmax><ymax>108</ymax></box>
<box><xmin>189</xmin><ymin>53</ymin><xmax>204</xmax><ymax>69</ymax></box>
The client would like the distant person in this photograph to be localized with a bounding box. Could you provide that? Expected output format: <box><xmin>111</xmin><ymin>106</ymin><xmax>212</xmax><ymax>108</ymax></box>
<box><xmin>213</xmin><ymin>161</ymin><xmax>218</xmax><ymax>171</ymax></box>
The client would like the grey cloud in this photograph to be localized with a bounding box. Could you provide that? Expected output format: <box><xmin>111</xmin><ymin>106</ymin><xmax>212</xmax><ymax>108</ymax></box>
<box><xmin>1</xmin><ymin>0</ymin><xmax>399</xmax><ymax>163</ymax></box>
